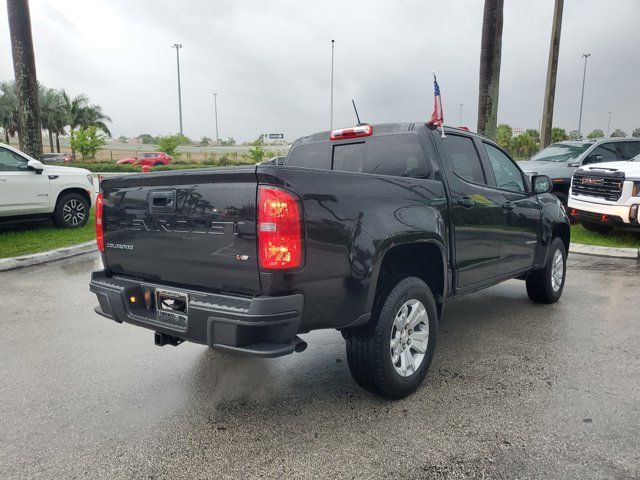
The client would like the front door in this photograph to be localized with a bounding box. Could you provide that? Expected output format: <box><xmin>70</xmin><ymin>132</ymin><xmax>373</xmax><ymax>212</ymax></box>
<box><xmin>0</xmin><ymin>147</ymin><xmax>50</xmax><ymax>216</ymax></box>
<box><xmin>479</xmin><ymin>142</ymin><xmax>539</xmax><ymax>275</ymax></box>
<box><xmin>434</xmin><ymin>133</ymin><xmax>505</xmax><ymax>288</ymax></box>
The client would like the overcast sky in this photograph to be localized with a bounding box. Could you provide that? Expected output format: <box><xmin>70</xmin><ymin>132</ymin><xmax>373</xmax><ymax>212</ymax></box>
<box><xmin>1</xmin><ymin>0</ymin><xmax>639</xmax><ymax>142</ymax></box>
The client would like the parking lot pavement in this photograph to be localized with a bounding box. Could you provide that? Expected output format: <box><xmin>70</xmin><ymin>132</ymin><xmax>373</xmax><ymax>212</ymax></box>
<box><xmin>0</xmin><ymin>254</ymin><xmax>638</xmax><ymax>479</ymax></box>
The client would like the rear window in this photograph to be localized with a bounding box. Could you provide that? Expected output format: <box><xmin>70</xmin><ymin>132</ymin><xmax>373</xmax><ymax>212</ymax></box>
<box><xmin>333</xmin><ymin>134</ymin><xmax>428</xmax><ymax>177</ymax></box>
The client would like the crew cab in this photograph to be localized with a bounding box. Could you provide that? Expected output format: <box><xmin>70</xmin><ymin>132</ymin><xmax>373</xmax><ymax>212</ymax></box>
<box><xmin>568</xmin><ymin>156</ymin><xmax>640</xmax><ymax>233</ymax></box>
<box><xmin>0</xmin><ymin>143</ymin><xmax>95</xmax><ymax>228</ymax></box>
<box><xmin>520</xmin><ymin>138</ymin><xmax>640</xmax><ymax>207</ymax></box>
<box><xmin>90</xmin><ymin>123</ymin><xmax>570</xmax><ymax>398</ymax></box>
<box><xmin>116</xmin><ymin>152</ymin><xmax>172</xmax><ymax>167</ymax></box>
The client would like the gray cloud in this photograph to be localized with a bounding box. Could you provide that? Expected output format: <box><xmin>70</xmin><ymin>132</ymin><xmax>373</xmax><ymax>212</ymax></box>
<box><xmin>1</xmin><ymin>0</ymin><xmax>638</xmax><ymax>142</ymax></box>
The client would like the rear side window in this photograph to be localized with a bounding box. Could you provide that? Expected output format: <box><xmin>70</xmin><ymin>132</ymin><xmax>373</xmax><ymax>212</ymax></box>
<box><xmin>333</xmin><ymin>134</ymin><xmax>428</xmax><ymax>178</ymax></box>
<box><xmin>441</xmin><ymin>135</ymin><xmax>485</xmax><ymax>184</ymax></box>
<box><xmin>286</xmin><ymin>142</ymin><xmax>331</xmax><ymax>169</ymax></box>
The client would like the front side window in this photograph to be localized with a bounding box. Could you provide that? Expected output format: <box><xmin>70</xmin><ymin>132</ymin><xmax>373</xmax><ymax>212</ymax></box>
<box><xmin>618</xmin><ymin>142</ymin><xmax>640</xmax><ymax>160</ymax></box>
<box><xmin>441</xmin><ymin>135</ymin><xmax>485</xmax><ymax>184</ymax></box>
<box><xmin>589</xmin><ymin>144</ymin><xmax>619</xmax><ymax>163</ymax></box>
<box><xmin>0</xmin><ymin>148</ymin><xmax>28</xmax><ymax>171</ymax></box>
<box><xmin>483</xmin><ymin>143</ymin><xmax>525</xmax><ymax>193</ymax></box>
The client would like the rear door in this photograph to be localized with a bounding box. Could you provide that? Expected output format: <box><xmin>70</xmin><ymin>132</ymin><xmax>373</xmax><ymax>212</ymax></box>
<box><xmin>102</xmin><ymin>168</ymin><xmax>260</xmax><ymax>294</ymax></box>
<box><xmin>0</xmin><ymin>146</ymin><xmax>50</xmax><ymax>216</ymax></box>
<box><xmin>479</xmin><ymin>142</ymin><xmax>539</xmax><ymax>275</ymax></box>
<box><xmin>434</xmin><ymin>133</ymin><xmax>503</xmax><ymax>287</ymax></box>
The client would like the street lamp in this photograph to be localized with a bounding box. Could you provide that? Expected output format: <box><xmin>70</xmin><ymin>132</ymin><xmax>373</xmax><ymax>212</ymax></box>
<box><xmin>459</xmin><ymin>103</ymin><xmax>463</xmax><ymax>126</ymax></box>
<box><xmin>212</xmin><ymin>92</ymin><xmax>219</xmax><ymax>143</ymax></box>
<box><xmin>607</xmin><ymin>111</ymin><xmax>612</xmax><ymax>137</ymax></box>
<box><xmin>577</xmin><ymin>53</ymin><xmax>590</xmax><ymax>137</ymax></box>
<box><xmin>172</xmin><ymin>43</ymin><xmax>184</xmax><ymax>135</ymax></box>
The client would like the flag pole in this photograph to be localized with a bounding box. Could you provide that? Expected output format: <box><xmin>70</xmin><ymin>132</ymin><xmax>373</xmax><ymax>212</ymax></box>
<box><xmin>433</xmin><ymin>71</ymin><xmax>446</xmax><ymax>139</ymax></box>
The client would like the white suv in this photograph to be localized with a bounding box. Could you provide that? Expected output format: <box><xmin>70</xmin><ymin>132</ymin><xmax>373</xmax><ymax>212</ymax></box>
<box><xmin>0</xmin><ymin>143</ymin><xmax>96</xmax><ymax>228</ymax></box>
<box><xmin>568</xmin><ymin>156</ymin><xmax>640</xmax><ymax>233</ymax></box>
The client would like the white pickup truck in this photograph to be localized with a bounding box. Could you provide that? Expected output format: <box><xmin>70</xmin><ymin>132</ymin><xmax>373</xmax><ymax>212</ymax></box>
<box><xmin>0</xmin><ymin>143</ymin><xmax>95</xmax><ymax>228</ymax></box>
<box><xmin>568</xmin><ymin>157</ymin><xmax>640</xmax><ymax>233</ymax></box>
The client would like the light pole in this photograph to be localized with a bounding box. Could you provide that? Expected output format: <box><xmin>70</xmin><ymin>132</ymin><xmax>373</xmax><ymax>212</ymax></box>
<box><xmin>212</xmin><ymin>92</ymin><xmax>219</xmax><ymax>143</ymax></box>
<box><xmin>607</xmin><ymin>111</ymin><xmax>612</xmax><ymax>137</ymax></box>
<box><xmin>172</xmin><ymin>43</ymin><xmax>183</xmax><ymax>135</ymax></box>
<box><xmin>330</xmin><ymin>39</ymin><xmax>335</xmax><ymax>129</ymax></box>
<box><xmin>459</xmin><ymin>104</ymin><xmax>463</xmax><ymax>126</ymax></box>
<box><xmin>577</xmin><ymin>53</ymin><xmax>590</xmax><ymax>137</ymax></box>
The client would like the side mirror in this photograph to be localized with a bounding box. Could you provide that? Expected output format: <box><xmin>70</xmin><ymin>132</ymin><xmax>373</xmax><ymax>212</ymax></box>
<box><xmin>531</xmin><ymin>174</ymin><xmax>552</xmax><ymax>194</ymax></box>
<box><xmin>27</xmin><ymin>159</ymin><xmax>44</xmax><ymax>174</ymax></box>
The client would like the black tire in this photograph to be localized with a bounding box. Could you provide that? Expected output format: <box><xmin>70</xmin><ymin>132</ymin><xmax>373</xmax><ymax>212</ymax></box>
<box><xmin>526</xmin><ymin>237</ymin><xmax>567</xmax><ymax>304</ymax></box>
<box><xmin>580</xmin><ymin>220</ymin><xmax>613</xmax><ymax>234</ymax></box>
<box><xmin>53</xmin><ymin>193</ymin><xmax>89</xmax><ymax>228</ymax></box>
<box><xmin>345</xmin><ymin>277</ymin><xmax>437</xmax><ymax>399</ymax></box>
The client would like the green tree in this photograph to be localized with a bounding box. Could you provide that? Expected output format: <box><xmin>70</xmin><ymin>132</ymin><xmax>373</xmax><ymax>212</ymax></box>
<box><xmin>156</xmin><ymin>134</ymin><xmax>185</xmax><ymax>157</ymax></box>
<box><xmin>495</xmin><ymin>123</ymin><xmax>512</xmax><ymax>150</ymax></box>
<box><xmin>0</xmin><ymin>81</ymin><xmax>19</xmax><ymax>143</ymax></box>
<box><xmin>38</xmin><ymin>85</ymin><xmax>66</xmax><ymax>153</ymax></box>
<box><xmin>199</xmin><ymin>136</ymin><xmax>212</xmax><ymax>146</ymax></box>
<box><xmin>62</xmin><ymin>90</ymin><xmax>111</xmax><ymax>157</ymax></box>
<box><xmin>117</xmin><ymin>135</ymin><xmax>128</xmax><ymax>143</ymax></box>
<box><xmin>138</xmin><ymin>134</ymin><xmax>157</xmax><ymax>144</ymax></box>
<box><xmin>587</xmin><ymin>129</ymin><xmax>604</xmax><ymax>139</ymax></box>
<box><xmin>632</xmin><ymin>127</ymin><xmax>640</xmax><ymax>138</ymax></box>
<box><xmin>248</xmin><ymin>136</ymin><xmax>265</xmax><ymax>163</ymax></box>
<box><xmin>524</xmin><ymin>129</ymin><xmax>540</xmax><ymax>144</ymax></box>
<box><xmin>70</xmin><ymin>125</ymin><xmax>106</xmax><ymax>160</ymax></box>
<box><xmin>611</xmin><ymin>128</ymin><xmax>627</xmax><ymax>138</ymax></box>
<box><xmin>511</xmin><ymin>132</ymin><xmax>538</xmax><ymax>159</ymax></box>
<box><xmin>568</xmin><ymin>130</ymin><xmax>581</xmax><ymax>140</ymax></box>
<box><xmin>221</xmin><ymin>136</ymin><xmax>236</xmax><ymax>146</ymax></box>
<box><xmin>551</xmin><ymin>127</ymin><xmax>568</xmax><ymax>143</ymax></box>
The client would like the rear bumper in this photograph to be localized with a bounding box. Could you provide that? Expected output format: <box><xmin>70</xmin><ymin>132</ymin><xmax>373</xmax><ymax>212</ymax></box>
<box><xmin>89</xmin><ymin>271</ymin><xmax>304</xmax><ymax>357</ymax></box>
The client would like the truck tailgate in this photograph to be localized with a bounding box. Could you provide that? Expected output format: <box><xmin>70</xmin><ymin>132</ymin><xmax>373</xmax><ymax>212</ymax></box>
<box><xmin>100</xmin><ymin>167</ymin><xmax>260</xmax><ymax>295</ymax></box>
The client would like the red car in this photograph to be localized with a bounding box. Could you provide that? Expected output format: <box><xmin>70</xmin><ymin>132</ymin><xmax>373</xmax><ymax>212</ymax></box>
<box><xmin>117</xmin><ymin>152</ymin><xmax>172</xmax><ymax>167</ymax></box>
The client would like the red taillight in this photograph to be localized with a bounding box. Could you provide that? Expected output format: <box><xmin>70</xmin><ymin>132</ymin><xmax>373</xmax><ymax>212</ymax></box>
<box><xmin>330</xmin><ymin>124</ymin><xmax>373</xmax><ymax>141</ymax></box>
<box><xmin>95</xmin><ymin>193</ymin><xmax>104</xmax><ymax>253</ymax></box>
<box><xmin>257</xmin><ymin>186</ymin><xmax>302</xmax><ymax>270</ymax></box>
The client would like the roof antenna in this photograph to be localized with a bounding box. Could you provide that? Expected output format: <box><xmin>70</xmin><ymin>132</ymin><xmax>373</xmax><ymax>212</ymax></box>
<box><xmin>352</xmin><ymin>99</ymin><xmax>366</xmax><ymax>126</ymax></box>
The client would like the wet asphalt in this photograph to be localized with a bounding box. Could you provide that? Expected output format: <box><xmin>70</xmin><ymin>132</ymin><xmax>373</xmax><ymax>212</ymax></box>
<box><xmin>0</xmin><ymin>252</ymin><xmax>639</xmax><ymax>479</ymax></box>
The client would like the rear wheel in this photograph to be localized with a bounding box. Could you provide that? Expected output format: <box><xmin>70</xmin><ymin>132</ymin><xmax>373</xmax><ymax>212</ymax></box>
<box><xmin>580</xmin><ymin>221</ymin><xmax>613</xmax><ymax>234</ymax></box>
<box><xmin>345</xmin><ymin>277</ymin><xmax>437</xmax><ymax>399</ymax></box>
<box><xmin>526</xmin><ymin>237</ymin><xmax>566</xmax><ymax>304</ymax></box>
<box><xmin>53</xmin><ymin>193</ymin><xmax>89</xmax><ymax>228</ymax></box>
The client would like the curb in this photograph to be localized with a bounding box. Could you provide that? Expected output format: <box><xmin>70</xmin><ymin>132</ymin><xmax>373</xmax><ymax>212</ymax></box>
<box><xmin>0</xmin><ymin>240</ymin><xmax>636</xmax><ymax>273</ymax></box>
<box><xmin>0</xmin><ymin>241</ymin><xmax>97</xmax><ymax>272</ymax></box>
<box><xmin>569</xmin><ymin>242</ymin><xmax>639</xmax><ymax>260</ymax></box>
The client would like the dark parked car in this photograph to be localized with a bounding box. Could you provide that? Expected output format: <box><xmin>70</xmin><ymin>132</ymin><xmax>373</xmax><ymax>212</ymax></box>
<box><xmin>90</xmin><ymin>123</ymin><xmax>569</xmax><ymax>398</ymax></box>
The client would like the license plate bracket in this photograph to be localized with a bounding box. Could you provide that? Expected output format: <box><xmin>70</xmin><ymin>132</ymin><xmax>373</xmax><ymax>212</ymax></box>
<box><xmin>155</xmin><ymin>288</ymin><xmax>189</xmax><ymax>323</ymax></box>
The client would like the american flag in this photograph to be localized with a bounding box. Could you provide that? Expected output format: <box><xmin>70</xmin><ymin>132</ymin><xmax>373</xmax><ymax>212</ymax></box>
<box><xmin>429</xmin><ymin>73</ymin><xmax>444</xmax><ymax>127</ymax></box>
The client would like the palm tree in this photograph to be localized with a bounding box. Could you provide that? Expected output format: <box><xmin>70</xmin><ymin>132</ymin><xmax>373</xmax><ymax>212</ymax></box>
<box><xmin>7</xmin><ymin>0</ymin><xmax>42</xmax><ymax>157</ymax></box>
<box><xmin>0</xmin><ymin>81</ymin><xmax>20</xmax><ymax>144</ymax></box>
<box><xmin>38</xmin><ymin>84</ymin><xmax>66</xmax><ymax>152</ymax></box>
<box><xmin>62</xmin><ymin>90</ymin><xmax>111</xmax><ymax>157</ymax></box>
<box><xmin>477</xmin><ymin>0</ymin><xmax>504</xmax><ymax>140</ymax></box>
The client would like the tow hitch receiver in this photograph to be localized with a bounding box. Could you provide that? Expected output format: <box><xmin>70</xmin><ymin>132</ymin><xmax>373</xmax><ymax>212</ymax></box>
<box><xmin>154</xmin><ymin>331</ymin><xmax>183</xmax><ymax>347</ymax></box>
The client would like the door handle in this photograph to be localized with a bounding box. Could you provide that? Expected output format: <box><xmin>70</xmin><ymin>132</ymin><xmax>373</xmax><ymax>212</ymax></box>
<box><xmin>456</xmin><ymin>196</ymin><xmax>475</xmax><ymax>208</ymax></box>
<box><xmin>502</xmin><ymin>201</ymin><xmax>514</xmax><ymax>211</ymax></box>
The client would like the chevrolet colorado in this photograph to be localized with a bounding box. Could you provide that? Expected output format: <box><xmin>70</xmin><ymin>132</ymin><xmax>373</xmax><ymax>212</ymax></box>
<box><xmin>90</xmin><ymin>123</ymin><xmax>570</xmax><ymax>398</ymax></box>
